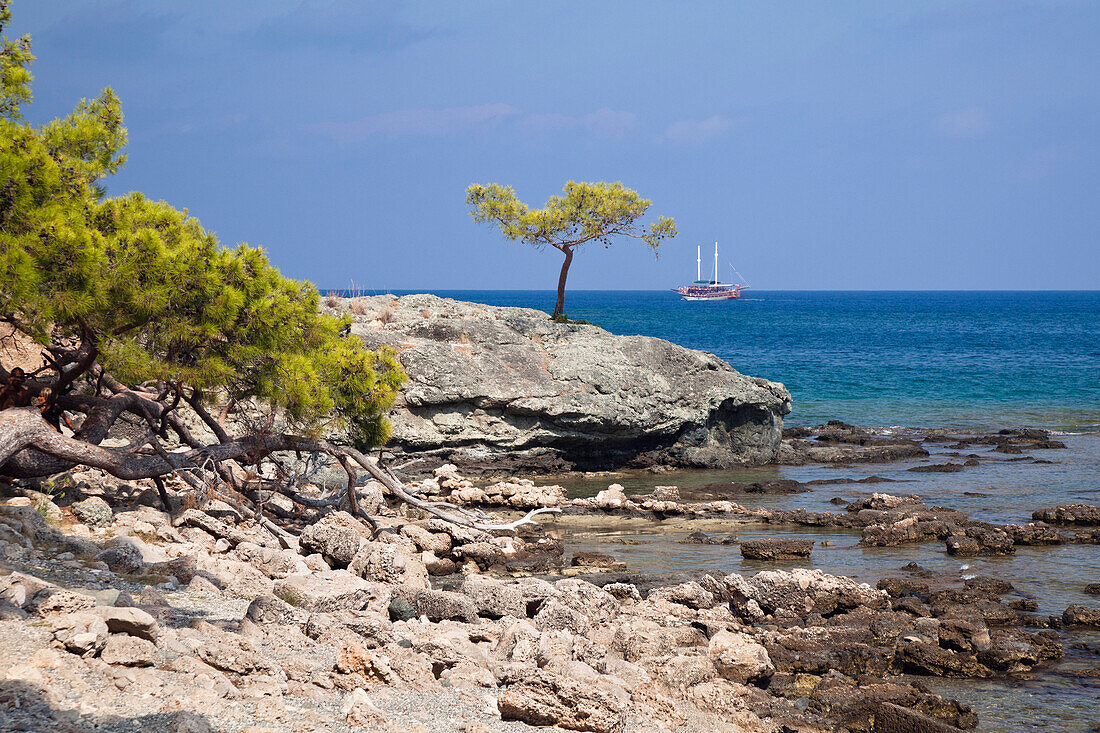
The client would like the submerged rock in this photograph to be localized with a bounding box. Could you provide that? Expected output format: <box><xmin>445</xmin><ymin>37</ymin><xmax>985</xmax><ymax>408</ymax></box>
<box><xmin>740</xmin><ymin>537</ymin><xmax>813</xmax><ymax>560</ymax></box>
<box><xmin>339</xmin><ymin>294</ymin><xmax>791</xmax><ymax>472</ymax></box>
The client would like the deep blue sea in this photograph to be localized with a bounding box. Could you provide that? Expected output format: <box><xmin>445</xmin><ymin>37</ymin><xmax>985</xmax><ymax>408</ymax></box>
<box><xmin>367</xmin><ymin>290</ymin><xmax>1100</xmax><ymax>434</ymax></box>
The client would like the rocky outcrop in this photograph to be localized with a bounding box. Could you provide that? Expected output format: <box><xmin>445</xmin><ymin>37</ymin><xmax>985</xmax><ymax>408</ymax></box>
<box><xmin>328</xmin><ymin>294</ymin><xmax>791</xmax><ymax>472</ymax></box>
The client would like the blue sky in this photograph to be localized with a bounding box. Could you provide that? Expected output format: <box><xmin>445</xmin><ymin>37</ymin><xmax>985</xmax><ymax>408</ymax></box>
<box><xmin>11</xmin><ymin>1</ymin><xmax>1099</xmax><ymax>290</ymax></box>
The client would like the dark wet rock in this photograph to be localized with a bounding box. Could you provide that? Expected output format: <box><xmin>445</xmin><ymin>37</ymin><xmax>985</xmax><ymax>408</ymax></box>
<box><xmin>740</xmin><ymin>537</ymin><xmax>813</xmax><ymax>560</ymax></box>
<box><xmin>808</xmin><ymin>475</ymin><xmax>899</xmax><ymax>485</ymax></box>
<box><xmin>1085</xmin><ymin>583</ymin><xmax>1100</xmax><ymax>595</ymax></box>
<box><xmin>932</xmin><ymin>597</ymin><xmax>1018</xmax><ymax>627</ymax></box>
<box><xmin>944</xmin><ymin>535</ymin><xmax>979</xmax><ymax>556</ymax></box>
<box><xmin>1033</xmin><ymin>504</ymin><xmax>1100</xmax><ymax>526</ymax></box>
<box><xmin>895</xmin><ymin>641</ymin><xmax>992</xmax><ymax>678</ymax></box>
<box><xmin>900</xmin><ymin>562</ymin><xmax>934</xmax><ymax>578</ymax></box>
<box><xmin>780</xmin><ymin>423</ymin><xmax>929</xmax><ymax>465</ymax></box>
<box><xmin>1063</xmin><ymin>604</ymin><xmax>1100</xmax><ymax>627</ymax></box>
<box><xmin>704</xmin><ymin>479</ymin><xmax>808</xmax><ymax>494</ymax></box>
<box><xmin>1003</xmin><ymin>522</ymin><xmax>1067</xmax><ymax>545</ymax></box>
<box><xmin>829</xmin><ymin>497</ymin><xmax>848</xmax><ymax>505</ymax></box>
<box><xmin>908</xmin><ymin>463</ymin><xmax>967</xmax><ymax>473</ymax></box>
<box><xmin>874</xmin><ymin>702</ymin><xmax>969</xmax><ymax>733</ymax></box>
<box><xmin>938</xmin><ymin>618</ymin><xmax>991</xmax><ymax>653</ymax></box>
<box><xmin>877</xmin><ymin>577</ymin><xmax>930</xmax><ymax>599</ymax></box>
<box><xmin>678</xmin><ymin>531</ymin><xmax>737</xmax><ymax>545</ymax></box>
<box><xmin>807</xmin><ymin>673</ymin><xmax>978</xmax><ymax>731</ymax></box>
<box><xmin>1008</xmin><ymin>599</ymin><xmax>1039</xmax><ymax>612</ymax></box>
<box><xmin>962</xmin><ymin>577</ymin><xmax>1013</xmax><ymax>596</ymax></box>
<box><xmin>570</xmin><ymin>551</ymin><xmax>625</xmax><ymax>570</ymax></box>
<box><xmin>961</xmin><ymin>525</ymin><xmax>1015</xmax><ymax>555</ymax></box>
<box><xmin>892</xmin><ymin>596</ymin><xmax>932</xmax><ymax>617</ymax></box>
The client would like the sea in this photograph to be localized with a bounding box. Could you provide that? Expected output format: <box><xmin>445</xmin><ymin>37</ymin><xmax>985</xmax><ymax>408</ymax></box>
<box><xmin>335</xmin><ymin>289</ymin><xmax>1100</xmax><ymax>730</ymax></box>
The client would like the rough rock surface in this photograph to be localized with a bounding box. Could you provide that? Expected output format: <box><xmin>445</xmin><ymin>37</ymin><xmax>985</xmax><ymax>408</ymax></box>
<box><xmin>332</xmin><ymin>294</ymin><xmax>791</xmax><ymax>471</ymax></box>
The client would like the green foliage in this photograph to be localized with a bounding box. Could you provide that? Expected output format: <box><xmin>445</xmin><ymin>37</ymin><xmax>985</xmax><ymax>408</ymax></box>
<box><xmin>465</xmin><ymin>180</ymin><xmax>676</xmax><ymax>252</ymax></box>
<box><xmin>0</xmin><ymin>2</ymin><xmax>405</xmax><ymax>448</ymax></box>
<box><xmin>0</xmin><ymin>2</ymin><xmax>33</xmax><ymax>120</ymax></box>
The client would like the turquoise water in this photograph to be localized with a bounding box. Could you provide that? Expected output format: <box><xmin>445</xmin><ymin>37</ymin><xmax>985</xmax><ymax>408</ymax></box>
<box><xmin>367</xmin><ymin>290</ymin><xmax>1100</xmax><ymax>433</ymax></box>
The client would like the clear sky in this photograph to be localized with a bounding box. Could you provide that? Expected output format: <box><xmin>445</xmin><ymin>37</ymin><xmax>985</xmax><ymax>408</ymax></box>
<box><xmin>11</xmin><ymin>1</ymin><xmax>1099</xmax><ymax>290</ymax></box>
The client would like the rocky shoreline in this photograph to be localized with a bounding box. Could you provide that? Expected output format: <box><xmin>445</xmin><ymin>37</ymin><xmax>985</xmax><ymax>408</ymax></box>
<box><xmin>1</xmin><ymin>422</ymin><xmax>1098</xmax><ymax>732</ymax></box>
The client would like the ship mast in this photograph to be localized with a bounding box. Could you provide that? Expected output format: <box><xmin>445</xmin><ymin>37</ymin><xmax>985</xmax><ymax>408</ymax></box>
<box><xmin>713</xmin><ymin>242</ymin><xmax>719</xmax><ymax>284</ymax></box>
<box><xmin>697</xmin><ymin>245</ymin><xmax>701</xmax><ymax>282</ymax></box>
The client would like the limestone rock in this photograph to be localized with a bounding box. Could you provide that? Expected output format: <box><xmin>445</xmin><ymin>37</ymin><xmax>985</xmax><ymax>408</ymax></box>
<box><xmin>391</xmin><ymin>587</ymin><xmax>478</xmax><ymax>623</ymax></box>
<box><xmin>100</xmin><ymin>634</ymin><xmax>156</xmax><ymax>667</ymax></box>
<box><xmin>91</xmin><ymin>606</ymin><xmax>159</xmax><ymax>641</ymax></box>
<box><xmin>498</xmin><ymin>670</ymin><xmax>627</xmax><ymax>733</ymax></box>
<box><xmin>707</xmin><ymin>630</ymin><xmax>775</xmax><ymax>684</ymax></box>
<box><xmin>273</xmin><ymin>571</ymin><xmax>375</xmax><ymax>612</ymax></box>
<box><xmin>726</xmin><ymin>568</ymin><xmax>887</xmax><ymax>620</ymax></box>
<box><xmin>347</xmin><ymin>294</ymin><xmax>791</xmax><ymax>471</ymax></box>
<box><xmin>71</xmin><ymin>497</ymin><xmax>113</xmax><ymax>529</ymax></box>
<box><xmin>461</xmin><ymin>575</ymin><xmax>526</xmax><ymax>619</ymax></box>
<box><xmin>298</xmin><ymin>512</ymin><xmax>366</xmax><ymax>568</ymax></box>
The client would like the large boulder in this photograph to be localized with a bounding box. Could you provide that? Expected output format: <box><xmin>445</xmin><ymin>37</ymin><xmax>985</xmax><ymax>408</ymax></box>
<box><xmin>726</xmin><ymin>568</ymin><xmax>887</xmax><ymax>621</ymax></box>
<box><xmin>338</xmin><ymin>294</ymin><xmax>791</xmax><ymax>471</ymax></box>
<box><xmin>498</xmin><ymin>670</ymin><xmax>628</xmax><ymax>733</ymax></box>
<box><xmin>298</xmin><ymin>512</ymin><xmax>367</xmax><ymax>568</ymax></box>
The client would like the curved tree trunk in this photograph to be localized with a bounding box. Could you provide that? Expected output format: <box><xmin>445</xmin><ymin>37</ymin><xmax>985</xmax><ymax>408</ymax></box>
<box><xmin>0</xmin><ymin>407</ymin><xmax>558</xmax><ymax>532</ymax></box>
<box><xmin>553</xmin><ymin>246</ymin><xmax>574</xmax><ymax>318</ymax></box>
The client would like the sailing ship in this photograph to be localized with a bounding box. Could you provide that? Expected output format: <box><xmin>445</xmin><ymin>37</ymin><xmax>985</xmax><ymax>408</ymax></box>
<box><xmin>675</xmin><ymin>242</ymin><xmax>745</xmax><ymax>300</ymax></box>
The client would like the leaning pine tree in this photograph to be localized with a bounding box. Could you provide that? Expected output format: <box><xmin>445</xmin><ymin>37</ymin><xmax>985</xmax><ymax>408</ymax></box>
<box><xmin>0</xmin><ymin>2</ymin><xmax>533</xmax><ymax>532</ymax></box>
<box><xmin>465</xmin><ymin>181</ymin><xmax>677</xmax><ymax>319</ymax></box>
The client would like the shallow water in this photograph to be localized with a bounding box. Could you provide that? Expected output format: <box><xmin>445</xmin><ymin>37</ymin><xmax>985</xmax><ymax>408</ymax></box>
<box><xmin>541</xmin><ymin>435</ymin><xmax>1100</xmax><ymax>731</ymax></box>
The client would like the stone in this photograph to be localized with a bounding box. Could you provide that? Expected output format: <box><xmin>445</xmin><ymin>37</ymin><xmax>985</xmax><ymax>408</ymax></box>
<box><xmin>26</xmin><ymin>587</ymin><xmax>95</xmax><ymax>616</ymax></box>
<box><xmin>52</xmin><ymin>612</ymin><xmax>109</xmax><ymax>655</ymax></box>
<box><xmin>461</xmin><ymin>575</ymin><xmax>525</xmax><ymax>619</ymax></box>
<box><xmin>594</xmin><ymin>485</ymin><xmax>628</xmax><ymax>509</ymax></box>
<box><xmin>392</xmin><ymin>587</ymin><xmax>479</xmax><ymax>623</ymax></box>
<box><xmin>100</xmin><ymin>634</ymin><xmax>156</xmax><ymax>667</ymax></box>
<box><xmin>70</xmin><ymin>497</ymin><xmax>113</xmax><ymax>529</ymax></box>
<box><xmin>348</xmin><ymin>293</ymin><xmax>791</xmax><ymax>471</ymax></box>
<box><xmin>726</xmin><ymin>568</ymin><xmax>887</xmax><ymax>620</ymax></box>
<box><xmin>348</xmin><ymin>541</ymin><xmax>428</xmax><ymax>588</ymax></box>
<box><xmin>97</xmin><ymin>542</ymin><xmax>145</xmax><ymax>574</ymax></box>
<box><xmin>177</xmin><ymin>508</ymin><xmax>256</xmax><ymax>547</ymax></box>
<box><xmin>245</xmin><ymin>594</ymin><xmax>307</xmax><ymax>626</ymax></box>
<box><xmin>534</xmin><ymin>598</ymin><xmax>591</xmax><ymax>636</ymax></box>
<box><xmin>875</xmin><ymin>702</ymin><xmax>968</xmax><ymax>733</ymax></box>
<box><xmin>498</xmin><ymin>670</ymin><xmax>627</xmax><ymax>733</ymax></box>
<box><xmin>273</xmin><ymin>571</ymin><xmax>375</xmax><ymax>612</ymax></box>
<box><xmin>740</xmin><ymin>537</ymin><xmax>813</xmax><ymax>560</ymax></box>
<box><xmin>1032</xmin><ymin>504</ymin><xmax>1100</xmax><ymax>526</ymax></box>
<box><xmin>707</xmin><ymin>630</ymin><xmax>775</xmax><ymax>684</ymax></box>
<box><xmin>945</xmin><ymin>535</ymin><xmax>980</xmax><ymax>556</ymax></box>
<box><xmin>1063</xmin><ymin>604</ymin><xmax>1100</xmax><ymax>626</ymax></box>
<box><xmin>92</xmin><ymin>606</ymin><xmax>160</xmax><ymax>641</ymax></box>
<box><xmin>648</xmin><ymin>581</ymin><xmax>716</xmax><ymax>610</ymax></box>
<box><xmin>298</xmin><ymin>512</ymin><xmax>366</xmax><ymax>568</ymax></box>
